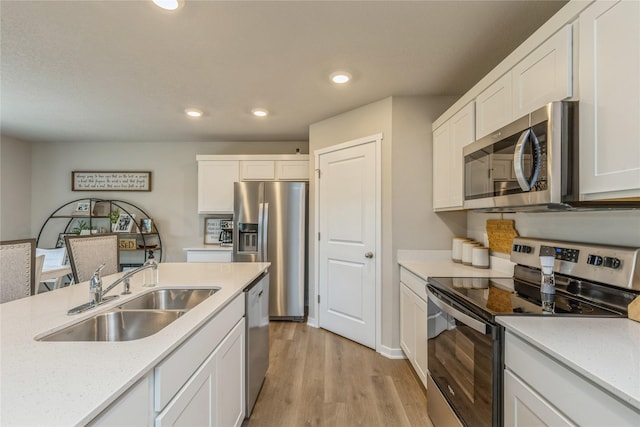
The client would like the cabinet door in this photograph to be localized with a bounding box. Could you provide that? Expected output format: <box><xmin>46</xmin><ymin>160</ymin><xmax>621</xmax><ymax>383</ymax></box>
<box><xmin>504</xmin><ymin>370</ymin><xmax>575</xmax><ymax>427</ymax></box>
<box><xmin>413</xmin><ymin>294</ymin><xmax>428</xmax><ymax>388</ymax></box>
<box><xmin>155</xmin><ymin>350</ymin><xmax>217</xmax><ymax>427</ymax></box>
<box><xmin>579</xmin><ymin>0</ymin><xmax>640</xmax><ymax>200</ymax></box>
<box><xmin>432</xmin><ymin>102</ymin><xmax>474</xmax><ymax>211</ymax></box>
<box><xmin>240</xmin><ymin>160</ymin><xmax>276</xmax><ymax>181</ymax></box>
<box><xmin>512</xmin><ymin>25</ymin><xmax>573</xmax><ymax>118</ymax></box>
<box><xmin>198</xmin><ymin>161</ymin><xmax>239</xmax><ymax>213</ymax></box>
<box><xmin>275</xmin><ymin>160</ymin><xmax>309</xmax><ymax>180</ymax></box>
<box><xmin>476</xmin><ymin>73</ymin><xmax>512</xmax><ymax>139</ymax></box>
<box><xmin>214</xmin><ymin>319</ymin><xmax>245</xmax><ymax>427</ymax></box>
<box><xmin>92</xmin><ymin>374</ymin><xmax>153</xmax><ymax>426</ymax></box>
<box><xmin>399</xmin><ymin>283</ymin><xmax>415</xmax><ymax>361</ymax></box>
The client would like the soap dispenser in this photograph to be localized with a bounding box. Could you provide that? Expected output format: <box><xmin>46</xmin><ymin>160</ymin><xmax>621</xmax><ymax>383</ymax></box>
<box><xmin>143</xmin><ymin>249</ymin><xmax>158</xmax><ymax>287</ymax></box>
<box><xmin>539</xmin><ymin>251</ymin><xmax>556</xmax><ymax>313</ymax></box>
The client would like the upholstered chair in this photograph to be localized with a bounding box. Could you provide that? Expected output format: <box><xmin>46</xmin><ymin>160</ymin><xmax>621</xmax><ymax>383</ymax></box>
<box><xmin>65</xmin><ymin>234</ymin><xmax>119</xmax><ymax>284</ymax></box>
<box><xmin>0</xmin><ymin>239</ymin><xmax>36</xmax><ymax>303</ymax></box>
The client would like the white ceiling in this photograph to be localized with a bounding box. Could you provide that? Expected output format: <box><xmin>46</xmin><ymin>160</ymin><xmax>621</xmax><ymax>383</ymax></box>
<box><xmin>0</xmin><ymin>0</ymin><xmax>567</xmax><ymax>143</ymax></box>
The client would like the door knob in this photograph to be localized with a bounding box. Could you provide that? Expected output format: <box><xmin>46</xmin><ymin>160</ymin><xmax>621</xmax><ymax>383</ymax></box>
<box><xmin>365</xmin><ymin>252</ymin><xmax>374</xmax><ymax>258</ymax></box>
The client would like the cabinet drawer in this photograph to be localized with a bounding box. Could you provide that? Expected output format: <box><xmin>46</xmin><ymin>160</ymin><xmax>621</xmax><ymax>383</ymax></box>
<box><xmin>154</xmin><ymin>293</ymin><xmax>244</xmax><ymax>411</ymax></box>
<box><xmin>505</xmin><ymin>332</ymin><xmax>640</xmax><ymax>425</ymax></box>
<box><xmin>400</xmin><ymin>267</ymin><xmax>427</xmax><ymax>301</ymax></box>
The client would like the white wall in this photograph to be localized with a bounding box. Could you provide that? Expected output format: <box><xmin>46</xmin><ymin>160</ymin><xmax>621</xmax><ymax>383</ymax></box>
<box><xmin>0</xmin><ymin>135</ymin><xmax>32</xmax><ymax>240</ymax></box>
<box><xmin>309</xmin><ymin>95</ymin><xmax>461</xmax><ymax>352</ymax></box>
<box><xmin>29</xmin><ymin>140</ymin><xmax>307</xmax><ymax>261</ymax></box>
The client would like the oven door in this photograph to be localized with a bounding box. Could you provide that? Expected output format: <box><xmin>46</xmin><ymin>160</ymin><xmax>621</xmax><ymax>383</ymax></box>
<box><xmin>427</xmin><ymin>287</ymin><xmax>502</xmax><ymax>427</ymax></box>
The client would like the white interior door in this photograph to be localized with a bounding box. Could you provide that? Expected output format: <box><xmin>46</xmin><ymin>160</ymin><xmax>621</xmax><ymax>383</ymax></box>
<box><xmin>317</xmin><ymin>137</ymin><xmax>378</xmax><ymax>349</ymax></box>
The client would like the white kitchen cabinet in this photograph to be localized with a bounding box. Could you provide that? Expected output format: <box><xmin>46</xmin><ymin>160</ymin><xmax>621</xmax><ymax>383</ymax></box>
<box><xmin>185</xmin><ymin>248</ymin><xmax>233</xmax><ymax>263</ymax></box>
<box><xmin>198</xmin><ymin>160</ymin><xmax>239</xmax><ymax>213</ymax></box>
<box><xmin>155</xmin><ymin>319</ymin><xmax>245</xmax><ymax>427</ymax></box>
<box><xmin>275</xmin><ymin>160</ymin><xmax>309</xmax><ymax>180</ymax></box>
<box><xmin>512</xmin><ymin>25</ymin><xmax>573</xmax><ymax>118</ymax></box>
<box><xmin>91</xmin><ymin>373</ymin><xmax>154</xmax><ymax>426</ymax></box>
<box><xmin>432</xmin><ymin>102</ymin><xmax>475</xmax><ymax>211</ymax></box>
<box><xmin>475</xmin><ymin>73</ymin><xmax>512</xmax><ymax>139</ymax></box>
<box><xmin>240</xmin><ymin>160</ymin><xmax>276</xmax><ymax>180</ymax></box>
<box><xmin>579</xmin><ymin>0</ymin><xmax>640</xmax><ymax>200</ymax></box>
<box><xmin>399</xmin><ymin>267</ymin><xmax>428</xmax><ymax>389</ymax></box>
<box><xmin>504</xmin><ymin>331</ymin><xmax>640</xmax><ymax>426</ymax></box>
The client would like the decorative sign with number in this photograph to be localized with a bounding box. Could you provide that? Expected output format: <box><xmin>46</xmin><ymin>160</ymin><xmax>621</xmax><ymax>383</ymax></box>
<box><xmin>72</xmin><ymin>171</ymin><xmax>152</xmax><ymax>191</ymax></box>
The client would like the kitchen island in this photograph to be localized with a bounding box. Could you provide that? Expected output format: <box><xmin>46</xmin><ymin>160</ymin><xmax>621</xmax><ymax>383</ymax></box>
<box><xmin>0</xmin><ymin>262</ymin><xmax>269</xmax><ymax>426</ymax></box>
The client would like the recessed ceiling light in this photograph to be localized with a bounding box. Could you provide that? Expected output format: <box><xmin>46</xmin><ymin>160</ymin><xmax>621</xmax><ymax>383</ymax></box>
<box><xmin>184</xmin><ymin>108</ymin><xmax>203</xmax><ymax>118</ymax></box>
<box><xmin>330</xmin><ymin>71</ymin><xmax>352</xmax><ymax>84</ymax></box>
<box><xmin>152</xmin><ymin>0</ymin><xmax>182</xmax><ymax>11</ymax></box>
<box><xmin>252</xmin><ymin>108</ymin><xmax>269</xmax><ymax>117</ymax></box>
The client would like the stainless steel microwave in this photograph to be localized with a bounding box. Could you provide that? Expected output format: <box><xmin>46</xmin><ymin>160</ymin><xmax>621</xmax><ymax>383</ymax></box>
<box><xmin>463</xmin><ymin>101</ymin><xmax>580</xmax><ymax>211</ymax></box>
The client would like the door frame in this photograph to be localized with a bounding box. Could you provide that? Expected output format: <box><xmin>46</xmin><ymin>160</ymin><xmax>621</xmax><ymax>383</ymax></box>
<box><xmin>312</xmin><ymin>133</ymin><xmax>382</xmax><ymax>352</ymax></box>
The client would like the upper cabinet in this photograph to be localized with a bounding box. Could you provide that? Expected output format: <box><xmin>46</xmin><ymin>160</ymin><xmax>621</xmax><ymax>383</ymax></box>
<box><xmin>198</xmin><ymin>160</ymin><xmax>239</xmax><ymax>213</ymax></box>
<box><xmin>578</xmin><ymin>0</ymin><xmax>640</xmax><ymax>200</ymax></box>
<box><xmin>433</xmin><ymin>102</ymin><xmax>475</xmax><ymax>211</ymax></box>
<box><xmin>197</xmin><ymin>155</ymin><xmax>309</xmax><ymax>213</ymax></box>
<box><xmin>476</xmin><ymin>25</ymin><xmax>573</xmax><ymax>139</ymax></box>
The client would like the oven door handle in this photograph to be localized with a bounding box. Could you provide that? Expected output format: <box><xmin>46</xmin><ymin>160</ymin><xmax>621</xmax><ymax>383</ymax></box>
<box><xmin>428</xmin><ymin>290</ymin><xmax>489</xmax><ymax>335</ymax></box>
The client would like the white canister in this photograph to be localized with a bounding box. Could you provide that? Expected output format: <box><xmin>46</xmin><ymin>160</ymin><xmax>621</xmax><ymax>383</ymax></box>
<box><xmin>472</xmin><ymin>246</ymin><xmax>490</xmax><ymax>269</ymax></box>
<box><xmin>462</xmin><ymin>241</ymin><xmax>480</xmax><ymax>265</ymax></box>
<box><xmin>452</xmin><ymin>237</ymin><xmax>470</xmax><ymax>263</ymax></box>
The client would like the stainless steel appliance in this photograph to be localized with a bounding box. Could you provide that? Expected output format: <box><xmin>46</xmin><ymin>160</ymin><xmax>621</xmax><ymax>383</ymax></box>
<box><xmin>427</xmin><ymin>237</ymin><xmax>640</xmax><ymax>427</ymax></box>
<box><xmin>244</xmin><ymin>272</ymin><xmax>270</xmax><ymax>417</ymax></box>
<box><xmin>463</xmin><ymin>101</ymin><xmax>638</xmax><ymax>211</ymax></box>
<box><xmin>233</xmin><ymin>181</ymin><xmax>307</xmax><ymax>320</ymax></box>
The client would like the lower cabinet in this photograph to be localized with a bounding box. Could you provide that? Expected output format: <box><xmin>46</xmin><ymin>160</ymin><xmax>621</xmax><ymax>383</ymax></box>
<box><xmin>399</xmin><ymin>267</ymin><xmax>428</xmax><ymax>389</ymax></box>
<box><xmin>504</xmin><ymin>331</ymin><xmax>640</xmax><ymax>426</ymax></box>
<box><xmin>91</xmin><ymin>293</ymin><xmax>246</xmax><ymax>427</ymax></box>
<box><xmin>156</xmin><ymin>319</ymin><xmax>245</xmax><ymax>427</ymax></box>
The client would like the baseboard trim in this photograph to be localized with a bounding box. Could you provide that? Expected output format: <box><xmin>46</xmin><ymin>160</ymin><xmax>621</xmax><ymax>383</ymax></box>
<box><xmin>378</xmin><ymin>344</ymin><xmax>406</xmax><ymax>359</ymax></box>
<box><xmin>306</xmin><ymin>316</ymin><xmax>318</xmax><ymax>328</ymax></box>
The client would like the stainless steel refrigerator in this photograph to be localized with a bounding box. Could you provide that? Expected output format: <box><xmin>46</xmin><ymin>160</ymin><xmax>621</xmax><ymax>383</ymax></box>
<box><xmin>233</xmin><ymin>181</ymin><xmax>307</xmax><ymax>320</ymax></box>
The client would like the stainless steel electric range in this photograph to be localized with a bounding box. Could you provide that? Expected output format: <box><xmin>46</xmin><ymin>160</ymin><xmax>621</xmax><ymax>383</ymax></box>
<box><xmin>426</xmin><ymin>237</ymin><xmax>640</xmax><ymax>427</ymax></box>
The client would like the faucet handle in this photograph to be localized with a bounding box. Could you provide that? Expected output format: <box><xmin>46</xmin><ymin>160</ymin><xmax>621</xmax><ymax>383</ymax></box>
<box><xmin>90</xmin><ymin>264</ymin><xmax>106</xmax><ymax>290</ymax></box>
<box><xmin>94</xmin><ymin>263</ymin><xmax>106</xmax><ymax>276</ymax></box>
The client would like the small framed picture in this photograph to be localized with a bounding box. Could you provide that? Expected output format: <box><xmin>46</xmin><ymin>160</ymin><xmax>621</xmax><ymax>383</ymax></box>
<box><xmin>113</xmin><ymin>213</ymin><xmax>134</xmax><ymax>233</ymax></box>
<box><xmin>75</xmin><ymin>201</ymin><xmax>90</xmax><ymax>215</ymax></box>
<box><xmin>204</xmin><ymin>217</ymin><xmax>221</xmax><ymax>245</ymax></box>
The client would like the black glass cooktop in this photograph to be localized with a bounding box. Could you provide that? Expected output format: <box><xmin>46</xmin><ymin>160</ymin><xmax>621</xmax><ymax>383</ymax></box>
<box><xmin>427</xmin><ymin>277</ymin><xmax>623</xmax><ymax>319</ymax></box>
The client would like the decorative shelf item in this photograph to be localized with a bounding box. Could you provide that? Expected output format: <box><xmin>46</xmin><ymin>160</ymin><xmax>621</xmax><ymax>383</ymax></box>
<box><xmin>37</xmin><ymin>198</ymin><xmax>163</xmax><ymax>271</ymax></box>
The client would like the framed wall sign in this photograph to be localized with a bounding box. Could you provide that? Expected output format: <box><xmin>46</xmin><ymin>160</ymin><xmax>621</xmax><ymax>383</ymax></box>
<box><xmin>72</xmin><ymin>171</ymin><xmax>152</xmax><ymax>191</ymax></box>
<box><xmin>204</xmin><ymin>217</ymin><xmax>222</xmax><ymax>245</ymax></box>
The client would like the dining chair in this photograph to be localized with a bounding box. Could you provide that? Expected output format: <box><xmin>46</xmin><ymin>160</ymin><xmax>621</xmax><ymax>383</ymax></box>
<box><xmin>34</xmin><ymin>254</ymin><xmax>45</xmax><ymax>294</ymax></box>
<box><xmin>35</xmin><ymin>247</ymin><xmax>69</xmax><ymax>292</ymax></box>
<box><xmin>65</xmin><ymin>234</ymin><xmax>119</xmax><ymax>284</ymax></box>
<box><xmin>0</xmin><ymin>238</ymin><xmax>36</xmax><ymax>303</ymax></box>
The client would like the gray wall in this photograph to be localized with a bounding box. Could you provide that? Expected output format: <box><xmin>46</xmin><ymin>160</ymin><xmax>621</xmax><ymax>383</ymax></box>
<box><xmin>309</xmin><ymin>95</ymin><xmax>462</xmax><ymax>351</ymax></box>
<box><xmin>0</xmin><ymin>135</ymin><xmax>32</xmax><ymax>241</ymax></box>
<box><xmin>1</xmin><ymin>138</ymin><xmax>306</xmax><ymax>261</ymax></box>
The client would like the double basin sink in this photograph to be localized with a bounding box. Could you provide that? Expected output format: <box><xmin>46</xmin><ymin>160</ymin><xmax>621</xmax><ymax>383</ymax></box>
<box><xmin>39</xmin><ymin>288</ymin><xmax>220</xmax><ymax>342</ymax></box>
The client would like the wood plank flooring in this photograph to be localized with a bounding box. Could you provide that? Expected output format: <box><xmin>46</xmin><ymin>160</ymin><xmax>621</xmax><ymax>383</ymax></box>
<box><xmin>246</xmin><ymin>322</ymin><xmax>432</xmax><ymax>427</ymax></box>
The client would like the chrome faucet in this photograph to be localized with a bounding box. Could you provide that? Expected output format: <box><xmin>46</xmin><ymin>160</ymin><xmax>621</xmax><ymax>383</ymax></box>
<box><xmin>68</xmin><ymin>260</ymin><xmax>158</xmax><ymax>315</ymax></box>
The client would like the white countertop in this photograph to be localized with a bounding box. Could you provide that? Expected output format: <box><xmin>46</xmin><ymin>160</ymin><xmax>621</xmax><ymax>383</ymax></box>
<box><xmin>498</xmin><ymin>316</ymin><xmax>640</xmax><ymax>410</ymax></box>
<box><xmin>398</xmin><ymin>250</ymin><xmax>514</xmax><ymax>281</ymax></box>
<box><xmin>0</xmin><ymin>262</ymin><xmax>269</xmax><ymax>426</ymax></box>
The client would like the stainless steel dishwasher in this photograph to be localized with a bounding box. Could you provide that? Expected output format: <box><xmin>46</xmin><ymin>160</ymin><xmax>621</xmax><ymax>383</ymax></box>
<box><xmin>245</xmin><ymin>272</ymin><xmax>270</xmax><ymax>417</ymax></box>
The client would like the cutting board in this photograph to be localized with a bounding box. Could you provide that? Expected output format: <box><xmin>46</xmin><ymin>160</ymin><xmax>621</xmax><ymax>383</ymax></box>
<box><xmin>486</xmin><ymin>219</ymin><xmax>519</xmax><ymax>254</ymax></box>
<box><xmin>629</xmin><ymin>296</ymin><xmax>640</xmax><ymax>323</ymax></box>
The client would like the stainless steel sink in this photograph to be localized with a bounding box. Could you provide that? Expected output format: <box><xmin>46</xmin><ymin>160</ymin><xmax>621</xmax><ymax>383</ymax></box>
<box><xmin>39</xmin><ymin>310</ymin><xmax>185</xmax><ymax>342</ymax></box>
<box><xmin>117</xmin><ymin>288</ymin><xmax>220</xmax><ymax>311</ymax></box>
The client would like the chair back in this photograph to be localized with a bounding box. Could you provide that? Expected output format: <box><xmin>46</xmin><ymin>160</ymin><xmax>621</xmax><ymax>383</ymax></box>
<box><xmin>65</xmin><ymin>234</ymin><xmax>119</xmax><ymax>283</ymax></box>
<box><xmin>34</xmin><ymin>255</ymin><xmax>45</xmax><ymax>294</ymax></box>
<box><xmin>0</xmin><ymin>238</ymin><xmax>36</xmax><ymax>303</ymax></box>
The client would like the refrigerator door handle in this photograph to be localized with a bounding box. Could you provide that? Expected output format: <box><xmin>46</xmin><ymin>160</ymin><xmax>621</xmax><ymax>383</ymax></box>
<box><xmin>261</xmin><ymin>202</ymin><xmax>269</xmax><ymax>262</ymax></box>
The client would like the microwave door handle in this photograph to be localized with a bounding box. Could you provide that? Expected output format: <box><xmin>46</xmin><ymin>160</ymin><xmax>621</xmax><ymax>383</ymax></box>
<box><xmin>427</xmin><ymin>290</ymin><xmax>488</xmax><ymax>335</ymax></box>
<box><xmin>514</xmin><ymin>129</ymin><xmax>533</xmax><ymax>191</ymax></box>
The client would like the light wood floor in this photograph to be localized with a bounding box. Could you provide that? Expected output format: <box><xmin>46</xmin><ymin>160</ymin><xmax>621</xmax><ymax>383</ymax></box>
<box><xmin>246</xmin><ymin>322</ymin><xmax>431</xmax><ymax>427</ymax></box>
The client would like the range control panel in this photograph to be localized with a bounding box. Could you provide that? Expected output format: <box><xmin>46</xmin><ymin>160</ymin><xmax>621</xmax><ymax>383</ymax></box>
<box><xmin>510</xmin><ymin>237</ymin><xmax>640</xmax><ymax>291</ymax></box>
